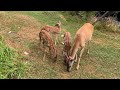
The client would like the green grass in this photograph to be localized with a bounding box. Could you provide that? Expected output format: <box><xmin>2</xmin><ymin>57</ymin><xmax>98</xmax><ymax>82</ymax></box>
<box><xmin>0</xmin><ymin>35</ymin><xmax>27</xmax><ymax>79</ymax></box>
<box><xmin>0</xmin><ymin>11</ymin><xmax>120</xmax><ymax>79</ymax></box>
<box><xmin>22</xmin><ymin>11</ymin><xmax>83</xmax><ymax>36</ymax></box>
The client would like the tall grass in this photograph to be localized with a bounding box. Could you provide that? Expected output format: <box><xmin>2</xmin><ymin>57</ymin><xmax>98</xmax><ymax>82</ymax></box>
<box><xmin>0</xmin><ymin>35</ymin><xmax>27</xmax><ymax>79</ymax></box>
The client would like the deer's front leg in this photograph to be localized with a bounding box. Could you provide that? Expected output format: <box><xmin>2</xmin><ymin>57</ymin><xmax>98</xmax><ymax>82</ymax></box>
<box><xmin>76</xmin><ymin>47</ymin><xmax>85</xmax><ymax>70</ymax></box>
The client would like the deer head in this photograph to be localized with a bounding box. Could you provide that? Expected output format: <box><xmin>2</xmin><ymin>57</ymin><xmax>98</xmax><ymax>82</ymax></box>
<box><xmin>55</xmin><ymin>20</ymin><xmax>61</xmax><ymax>27</ymax></box>
<box><xmin>64</xmin><ymin>54</ymin><xmax>75</xmax><ymax>72</ymax></box>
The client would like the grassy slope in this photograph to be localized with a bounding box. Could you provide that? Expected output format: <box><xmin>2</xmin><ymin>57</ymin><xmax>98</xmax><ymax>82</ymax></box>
<box><xmin>0</xmin><ymin>11</ymin><xmax>120</xmax><ymax>79</ymax></box>
<box><xmin>0</xmin><ymin>35</ymin><xmax>27</xmax><ymax>79</ymax></box>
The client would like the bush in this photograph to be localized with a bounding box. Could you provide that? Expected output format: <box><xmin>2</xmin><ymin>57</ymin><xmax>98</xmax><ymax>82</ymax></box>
<box><xmin>63</xmin><ymin>11</ymin><xmax>96</xmax><ymax>23</ymax></box>
<box><xmin>95</xmin><ymin>17</ymin><xmax>120</xmax><ymax>33</ymax></box>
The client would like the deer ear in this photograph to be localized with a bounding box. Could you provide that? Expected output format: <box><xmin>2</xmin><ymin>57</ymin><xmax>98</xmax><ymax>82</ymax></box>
<box><xmin>58</xmin><ymin>20</ymin><xmax>61</xmax><ymax>24</ymax></box>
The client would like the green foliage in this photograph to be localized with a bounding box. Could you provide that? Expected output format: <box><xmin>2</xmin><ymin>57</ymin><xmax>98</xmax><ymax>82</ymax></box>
<box><xmin>0</xmin><ymin>35</ymin><xmax>27</xmax><ymax>79</ymax></box>
<box><xmin>63</xmin><ymin>11</ymin><xmax>96</xmax><ymax>23</ymax></box>
<box><xmin>95</xmin><ymin>18</ymin><xmax>120</xmax><ymax>34</ymax></box>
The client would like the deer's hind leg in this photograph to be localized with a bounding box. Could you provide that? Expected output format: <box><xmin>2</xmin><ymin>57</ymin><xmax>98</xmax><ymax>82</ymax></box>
<box><xmin>86</xmin><ymin>41</ymin><xmax>90</xmax><ymax>59</ymax></box>
<box><xmin>42</xmin><ymin>40</ymin><xmax>47</xmax><ymax>61</ymax></box>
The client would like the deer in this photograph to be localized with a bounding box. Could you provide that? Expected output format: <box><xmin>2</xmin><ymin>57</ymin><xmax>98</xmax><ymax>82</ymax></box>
<box><xmin>40</xmin><ymin>21</ymin><xmax>61</xmax><ymax>45</ymax></box>
<box><xmin>64</xmin><ymin>11</ymin><xmax>109</xmax><ymax>72</ymax></box>
<box><xmin>64</xmin><ymin>23</ymin><xmax>94</xmax><ymax>71</ymax></box>
<box><xmin>39</xmin><ymin>30</ymin><xmax>57</xmax><ymax>62</ymax></box>
<box><xmin>62</xmin><ymin>32</ymin><xmax>72</xmax><ymax>64</ymax></box>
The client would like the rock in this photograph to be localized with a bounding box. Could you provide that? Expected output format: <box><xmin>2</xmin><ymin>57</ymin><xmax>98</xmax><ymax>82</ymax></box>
<box><xmin>18</xmin><ymin>27</ymin><xmax>20</xmax><ymax>29</ymax></box>
<box><xmin>24</xmin><ymin>51</ymin><xmax>29</xmax><ymax>55</ymax></box>
<box><xmin>61</xmin><ymin>34</ymin><xmax>64</xmax><ymax>38</ymax></box>
<box><xmin>8</xmin><ymin>31</ymin><xmax>12</xmax><ymax>34</ymax></box>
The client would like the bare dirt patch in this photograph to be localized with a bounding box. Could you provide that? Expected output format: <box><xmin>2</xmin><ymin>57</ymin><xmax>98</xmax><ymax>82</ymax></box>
<box><xmin>5</xmin><ymin>38</ymin><xmax>24</xmax><ymax>49</ymax></box>
<box><xmin>13</xmin><ymin>14</ymin><xmax>41</xmax><ymax>28</ymax></box>
<box><xmin>17</xmin><ymin>27</ymin><xmax>40</xmax><ymax>41</ymax></box>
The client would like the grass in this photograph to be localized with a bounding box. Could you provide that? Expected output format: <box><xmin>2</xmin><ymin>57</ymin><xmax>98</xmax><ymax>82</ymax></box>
<box><xmin>0</xmin><ymin>35</ymin><xmax>27</xmax><ymax>79</ymax></box>
<box><xmin>0</xmin><ymin>11</ymin><xmax>120</xmax><ymax>79</ymax></box>
<box><xmin>23</xmin><ymin>11</ymin><xmax>82</xmax><ymax>36</ymax></box>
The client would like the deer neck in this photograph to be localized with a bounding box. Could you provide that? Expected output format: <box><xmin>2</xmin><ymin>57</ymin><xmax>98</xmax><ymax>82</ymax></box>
<box><xmin>55</xmin><ymin>25</ymin><xmax>61</xmax><ymax>30</ymax></box>
<box><xmin>70</xmin><ymin>42</ymin><xmax>79</xmax><ymax>60</ymax></box>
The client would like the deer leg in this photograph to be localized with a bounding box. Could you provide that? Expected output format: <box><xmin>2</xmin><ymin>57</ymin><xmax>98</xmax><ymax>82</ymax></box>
<box><xmin>43</xmin><ymin>47</ymin><xmax>47</xmax><ymax>61</ymax></box>
<box><xmin>87</xmin><ymin>41</ymin><xmax>90</xmax><ymax>54</ymax></box>
<box><xmin>63</xmin><ymin>51</ymin><xmax>67</xmax><ymax>65</ymax></box>
<box><xmin>74</xmin><ymin>54</ymin><xmax>78</xmax><ymax>63</ymax></box>
<box><xmin>87</xmin><ymin>41</ymin><xmax>90</xmax><ymax>59</ymax></box>
<box><xmin>55</xmin><ymin>35</ymin><xmax>57</xmax><ymax>45</ymax></box>
<box><xmin>41</xmin><ymin>40</ymin><xmax>44</xmax><ymax>48</ymax></box>
<box><xmin>49</xmin><ymin>48</ymin><xmax>52</xmax><ymax>59</ymax></box>
<box><xmin>76</xmin><ymin>47</ymin><xmax>85</xmax><ymax>70</ymax></box>
<box><xmin>42</xmin><ymin>40</ymin><xmax>47</xmax><ymax>61</ymax></box>
<box><xmin>39</xmin><ymin>36</ymin><xmax>42</xmax><ymax>46</ymax></box>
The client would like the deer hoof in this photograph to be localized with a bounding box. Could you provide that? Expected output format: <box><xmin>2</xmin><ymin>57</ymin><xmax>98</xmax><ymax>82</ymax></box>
<box><xmin>76</xmin><ymin>66</ymin><xmax>79</xmax><ymax>70</ymax></box>
<box><xmin>74</xmin><ymin>60</ymin><xmax>77</xmax><ymax>63</ymax></box>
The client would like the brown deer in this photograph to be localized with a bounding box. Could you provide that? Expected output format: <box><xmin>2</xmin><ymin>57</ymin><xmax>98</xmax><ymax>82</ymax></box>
<box><xmin>65</xmin><ymin>23</ymin><xmax>94</xmax><ymax>72</ymax></box>
<box><xmin>39</xmin><ymin>30</ymin><xmax>57</xmax><ymax>62</ymax></box>
<box><xmin>64</xmin><ymin>11</ymin><xmax>110</xmax><ymax>72</ymax></box>
<box><xmin>41</xmin><ymin>21</ymin><xmax>61</xmax><ymax>45</ymax></box>
<box><xmin>62</xmin><ymin>32</ymin><xmax>72</xmax><ymax>64</ymax></box>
